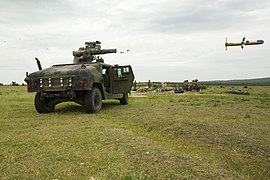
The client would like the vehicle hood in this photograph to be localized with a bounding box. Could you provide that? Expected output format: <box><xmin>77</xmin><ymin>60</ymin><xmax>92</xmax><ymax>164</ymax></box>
<box><xmin>27</xmin><ymin>63</ymin><xmax>101</xmax><ymax>79</ymax></box>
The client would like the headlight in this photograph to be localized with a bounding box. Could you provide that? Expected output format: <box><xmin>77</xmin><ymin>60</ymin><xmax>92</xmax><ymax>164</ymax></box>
<box><xmin>39</xmin><ymin>78</ymin><xmax>43</xmax><ymax>87</ymax></box>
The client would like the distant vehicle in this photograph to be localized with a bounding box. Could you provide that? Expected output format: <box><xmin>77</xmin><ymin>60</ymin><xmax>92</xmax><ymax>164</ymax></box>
<box><xmin>25</xmin><ymin>41</ymin><xmax>135</xmax><ymax>113</ymax></box>
<box><xmin>225</xmin><ymin>37</ymin><xmax>264</xmax><ymax>50</ymax></box>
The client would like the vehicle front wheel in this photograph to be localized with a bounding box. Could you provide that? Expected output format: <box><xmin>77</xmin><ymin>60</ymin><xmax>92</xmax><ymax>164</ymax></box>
<box><xmin>34</xmin><ymin>92</ymin><xmax>55</xmax><ymax>113</ymax></box>
<box><xmin>119</xmin><ymin>93</ymin><xmax>128</xmax><ymax>105</ymax></box>
<box><xmin>84</xmin><ymin>87</ymin><xmax>102</xmax><ymax>113</ymax></box>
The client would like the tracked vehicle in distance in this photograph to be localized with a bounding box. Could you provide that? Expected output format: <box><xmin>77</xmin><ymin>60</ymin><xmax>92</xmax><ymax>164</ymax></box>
<box><xmin>25</xmin><ymin>41</ymin><xmax>134</xmax><ymax>113</ymax></box>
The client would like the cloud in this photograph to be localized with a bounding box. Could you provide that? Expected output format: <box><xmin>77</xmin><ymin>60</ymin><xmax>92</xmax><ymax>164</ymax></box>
<box><xmin>0</xmin><ymin>0</ymin><xmax>269</xmax><ymax>83</ymax></box>
<box><xmin>135</xmin><ymin>0</ymin><xmax>270</xmax><ymax>34</ymax></box>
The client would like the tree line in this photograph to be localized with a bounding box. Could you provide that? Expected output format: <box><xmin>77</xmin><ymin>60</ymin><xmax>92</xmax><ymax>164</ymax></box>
<box><xmin>0</xmin><ymin>81</ymin><xmax>26</xmax><ymax>86</ymax></box>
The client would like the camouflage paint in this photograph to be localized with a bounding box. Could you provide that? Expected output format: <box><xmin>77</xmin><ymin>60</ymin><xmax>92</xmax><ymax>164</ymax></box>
<box><xmin>25</xmin><ymin>62</ymin><xmax>103</xmax><ymax>92</ymax></box>
<box><xmin>24</xmin><ymin>41</ymin><xmax>135</xmax><ymax>102</ymax></box>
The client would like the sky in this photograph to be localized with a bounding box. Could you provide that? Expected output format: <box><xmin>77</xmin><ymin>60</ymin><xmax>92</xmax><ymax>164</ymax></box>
<box><xmin>0</xmin><ymin>0</ymin><xmax>269</xmax><ymax>84</ymax></box>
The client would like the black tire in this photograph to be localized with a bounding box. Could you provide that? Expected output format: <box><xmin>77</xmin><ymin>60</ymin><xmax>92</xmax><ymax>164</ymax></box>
<box><xmin>84</xmin><ymin>87</ymin><xmax>102</xmax><ymax>113</ymax></box>
<box><xmin>119</xmin><ymin>93</ymin><xmax>128</xmax><ymax>105</ymax></box>
<box><xmin>34</xmin><ymin>92</ymin><xmax>55</xmax><ymax>113</ymax></box>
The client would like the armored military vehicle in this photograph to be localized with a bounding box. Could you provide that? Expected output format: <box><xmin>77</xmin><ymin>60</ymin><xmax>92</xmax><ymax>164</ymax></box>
<box><xmin>24</xmin><ymin>41</ymin><xmax>134</xmax><ymax>113</ymax></box>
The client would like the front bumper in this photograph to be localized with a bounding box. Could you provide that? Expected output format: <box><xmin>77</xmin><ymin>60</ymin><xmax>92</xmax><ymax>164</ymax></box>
<box><xmin>25</xmin><ymin>76</ymin><xmax>91</xmax><ymax>92</ymax></box>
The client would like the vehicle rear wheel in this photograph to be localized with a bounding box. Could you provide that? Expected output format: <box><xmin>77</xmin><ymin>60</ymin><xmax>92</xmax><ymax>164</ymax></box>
<box><xmin>119</xmin><ymin>93</ymin><xmax>128</xmax><ymax>105</ymax></box>
<box><xmin>34</xmin><ymin>92</ymin><xmax>55</xmax><ymax>113</ymax></box>
<box><xmin>84</xmin><ymin>87</ymin><xmax>102</xmax><ymax>113</ymax></box>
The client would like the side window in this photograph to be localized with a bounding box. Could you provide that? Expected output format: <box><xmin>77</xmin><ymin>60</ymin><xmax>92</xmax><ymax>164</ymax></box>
<box><xmin>102</xmin><ymin>69</ymin><xmax>107</xmax><ymax>75</ymax></box>
<box><xmin>117</xmin><ymin>68</ymin><xmax>122</xmax><ymax>78</ymax></box>
<box><xmin>122</xmin><ymin>67</ymin><xmax>129</xmax><ymax>73</ymax></box>
<box><xmin>114</xmin><ymin>66</ymin><xmax>130</xmax><ymax>79</ymax></box>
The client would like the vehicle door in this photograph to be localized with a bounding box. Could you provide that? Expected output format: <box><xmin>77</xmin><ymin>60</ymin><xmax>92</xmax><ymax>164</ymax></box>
<box><xmin>112</xmin><ymin>65</ymin><xmax>134</xmax><ymax>94</ymax></box>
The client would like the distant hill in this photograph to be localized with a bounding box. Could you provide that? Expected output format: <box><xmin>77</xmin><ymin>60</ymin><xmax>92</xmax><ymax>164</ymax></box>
<box><xmin>134</xmin><ymin>77</ymin><xmax>270</xmax><ymax>88</ymax></box>
<box><xmin>201</xmin><ymin>77</ymin><xmax>270</xmax><ymax>86</ymax></box>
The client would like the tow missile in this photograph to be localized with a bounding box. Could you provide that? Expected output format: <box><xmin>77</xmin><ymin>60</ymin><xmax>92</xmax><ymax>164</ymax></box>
<box><xmin>225</xmin><ymin>37</ymin><xmax>264</xmax><ymax>50</ymax></box>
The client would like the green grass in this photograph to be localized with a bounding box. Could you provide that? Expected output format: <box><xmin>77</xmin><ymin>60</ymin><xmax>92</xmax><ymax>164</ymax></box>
<box><xmin>0</xmin><ymin>86</ymin><xmax>269</xmax><ymax>179</ymax></box>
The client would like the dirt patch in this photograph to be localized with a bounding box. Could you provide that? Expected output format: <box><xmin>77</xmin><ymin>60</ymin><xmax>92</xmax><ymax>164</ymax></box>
<box><xmin>130</xmin><ymin>92</ymin><xmax>147</xmax><ymax>97</ymax></box>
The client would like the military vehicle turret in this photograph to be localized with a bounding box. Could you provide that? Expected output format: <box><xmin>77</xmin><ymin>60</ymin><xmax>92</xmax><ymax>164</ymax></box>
<box><xmin>25</xmin><ymin>41</ymin><xmax>135</xmax><ymax>113</ymax></box>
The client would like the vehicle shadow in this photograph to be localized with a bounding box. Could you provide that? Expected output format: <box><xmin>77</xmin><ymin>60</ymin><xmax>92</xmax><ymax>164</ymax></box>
<box><xmin>54</xmin><ymin>101</ymin><xmax>121</xmax><ymax>114</ymax></box>
<box><xmin>54</xmin><ymin>104</ymin><xmax>84</xmax><ymax>113</ymax></box>
<box><xmin>102</xmin><ymin>101</ymin><xmax>122</xmax><ymax>110</ymax></box>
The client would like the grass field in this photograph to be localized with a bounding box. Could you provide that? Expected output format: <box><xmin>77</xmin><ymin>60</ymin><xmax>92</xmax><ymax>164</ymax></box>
<box><xmin>0</xmin><ymin>86</ymin><xmax>269</xmax><ymax>179</ymax></box>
